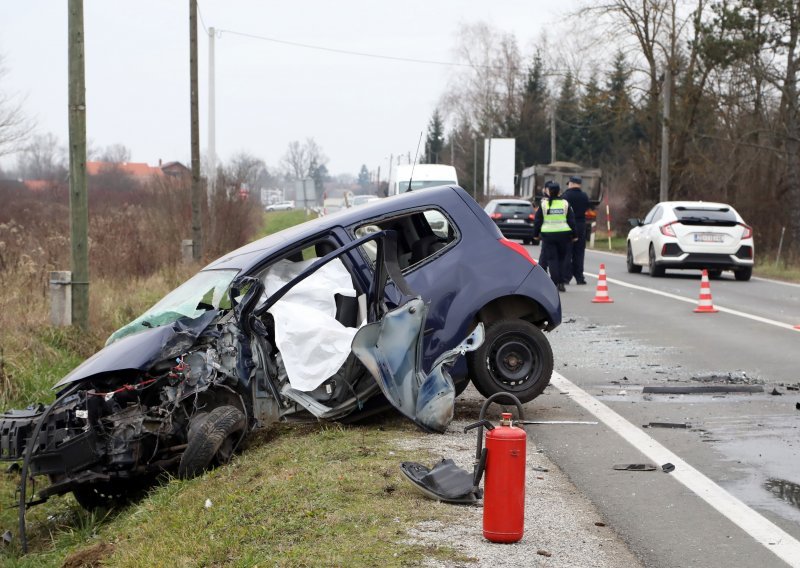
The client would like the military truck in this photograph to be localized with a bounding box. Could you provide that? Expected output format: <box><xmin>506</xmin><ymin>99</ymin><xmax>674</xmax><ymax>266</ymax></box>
<box><xmin>518</xmin><ymin>161</ymin><xmax>603</xmax><ymax>206</ymax></box>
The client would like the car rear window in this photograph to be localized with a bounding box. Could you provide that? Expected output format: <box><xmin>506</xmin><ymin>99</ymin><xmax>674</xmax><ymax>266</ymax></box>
<box><xmin>673</xmin><ymin>206</ymin><xmax>737</xmax><ymax>226</ymax></box>
<box><xmin>497</xmin><ymin>203</ymin><xmax>533</xmax><ymax>215</ymax></box>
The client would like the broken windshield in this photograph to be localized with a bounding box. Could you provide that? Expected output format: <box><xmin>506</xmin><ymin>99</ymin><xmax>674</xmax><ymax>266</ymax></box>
<box><xmin>106</xmin><ymin>269</ymin><xmax>240</xmax><ymax>345</ymax></box>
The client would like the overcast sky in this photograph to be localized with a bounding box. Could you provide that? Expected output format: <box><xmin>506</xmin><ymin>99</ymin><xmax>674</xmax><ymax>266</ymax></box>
<box><xmin>0</xmin><ymin>1</ymin><xmax>576</xmax><ymax>177</ymax></box>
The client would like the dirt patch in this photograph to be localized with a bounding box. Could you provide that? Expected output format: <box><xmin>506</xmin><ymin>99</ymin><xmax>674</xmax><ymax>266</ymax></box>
<box><xmin>61</xmin><ymin>541</ymin><xmax>115</xmax><ymax>568</ymax></box>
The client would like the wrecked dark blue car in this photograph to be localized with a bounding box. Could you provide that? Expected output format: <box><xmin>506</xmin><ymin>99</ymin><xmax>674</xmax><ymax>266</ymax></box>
<box><xmin>0</xmin><ymin>186</ymin><xmax>560</xmax><ymax>513</ymax></box>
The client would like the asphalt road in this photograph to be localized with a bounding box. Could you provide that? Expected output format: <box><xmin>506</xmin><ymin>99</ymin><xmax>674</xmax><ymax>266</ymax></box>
<box><xmin>523</xmin><ymin>244</ymin><xmax>800</xmax><ymax>568</ymax></box>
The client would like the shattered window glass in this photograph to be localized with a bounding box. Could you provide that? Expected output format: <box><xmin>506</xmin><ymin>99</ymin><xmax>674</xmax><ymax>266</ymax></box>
<box><xmin>106</xmin><ymin>269</ymin><xmax>240</xmax><ymax>345</ymax></box>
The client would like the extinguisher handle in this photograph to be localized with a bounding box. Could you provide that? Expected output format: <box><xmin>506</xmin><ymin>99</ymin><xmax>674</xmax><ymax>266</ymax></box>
<box><xmin>463</xmin><ymin>419</ymin><xmax>495</xmax><ymax>433</ymax></box>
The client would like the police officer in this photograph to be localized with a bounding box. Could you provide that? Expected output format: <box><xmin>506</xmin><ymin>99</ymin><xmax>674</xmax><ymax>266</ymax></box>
<box><xmin>532</xmin><ymin>181</ymin><xmax>577</xmax><ymax>292</ymax></box>
<box><xmin>562</xmin><ymin>175</ymin><xmax>590</xmax><ymax>285</ymax></box>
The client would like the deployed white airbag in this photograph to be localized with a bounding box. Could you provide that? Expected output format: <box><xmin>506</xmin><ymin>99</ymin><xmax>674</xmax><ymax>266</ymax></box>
<box><xmin>264</xmin><ymin>258</ymin><xmax>359</xmax><ymax>392</ymax></box>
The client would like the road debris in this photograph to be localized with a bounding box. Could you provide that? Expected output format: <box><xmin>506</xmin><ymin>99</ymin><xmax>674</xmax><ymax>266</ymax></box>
<box><xmin>769</xmin><ymin>387</ymin><xmax>783</xmax><ymax>395</ymax></box>
<box><xmin>643</xmin><ymin>422</ymin><xmax>691</xmax><ymax>429</ymax></box>
<box><xmin>537</xmin><ymin>549</ymin><xmax>553</xmax><ymax>557</ymax></box>
<box><xmin>661</xmin><ymin>463</ymin><xmax>676</xmax><ymax>473</ymax></box>
<box><xmin>642</xmin><ymin>385</ymin><xmax>763</xmax><ymax>394</ymax></box>
<box><xmin>520</xmin><ymin>420</ymin><xmax>599</xmax><ymax>425</ymax></box>
<box><xmin>612</xmin><ymin>463</ymin><xmax>657</xmax><ymax>471</ymax></box>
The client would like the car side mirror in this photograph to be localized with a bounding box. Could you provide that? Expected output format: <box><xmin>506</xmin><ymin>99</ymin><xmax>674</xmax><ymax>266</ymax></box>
<box><xmin>628</xmin><ymin>218</ymin><xmax>643</xmax><ymax>227</ymax></box>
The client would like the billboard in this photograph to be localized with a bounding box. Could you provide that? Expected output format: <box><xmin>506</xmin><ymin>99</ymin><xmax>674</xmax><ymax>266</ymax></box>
<box><xmin>483</xmin><ymin>138</ymin><xmax>516</xmax><ymax>195</ymax></box>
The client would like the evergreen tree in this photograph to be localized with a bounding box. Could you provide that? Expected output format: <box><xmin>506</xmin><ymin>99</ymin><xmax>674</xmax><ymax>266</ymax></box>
<box><xmin>555</xmin><ymin>72</ymin><xmax>581</xmax><ymax>162</ymax></box>
<box><xmin>424</xmin><ymin>110</ymin><xmax>445</xmax><ymax>164</ymax></box>
<box><xmin>357</xmin><ymin>164</ymin><xmax>370</xmax><ymax>189</ymax></box>
<box><xmin>516</xmin><ymin>53</ymin><xmax>551</xmax><ymax>169</ymax></box>
<box><xmin>576</xmin><ymin>74</ymin><xmax>607</xmax><ymax>165</ymax></box>
<box><xmin>604</xmin><ymin>51</ymin><xmax>638</xmax><ymax>164</ymax></box>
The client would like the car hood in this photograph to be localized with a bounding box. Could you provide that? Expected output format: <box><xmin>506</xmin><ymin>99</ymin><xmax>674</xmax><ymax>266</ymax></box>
<box><xmin>52</xmin><ymin>310</ymin><xmax>219</xmax><ymax>390</ymax></box>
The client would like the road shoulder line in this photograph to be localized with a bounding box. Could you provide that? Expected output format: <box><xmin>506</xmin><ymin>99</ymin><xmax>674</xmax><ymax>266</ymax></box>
<box><xmin>583</xmin><ymin>271</ymin><xmax>799</xmax><ymax>332</ymax></box>
<box><xmin>550</xmin><ymin>372</ymin><xmax>800</xmax><ymax>568</ymax></box>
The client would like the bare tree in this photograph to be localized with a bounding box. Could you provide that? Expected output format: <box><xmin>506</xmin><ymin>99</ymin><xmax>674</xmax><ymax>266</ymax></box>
<box><xmin>97</xmin><ymin>143</ymin><xmax>132</xmax><ymax>163</ymax></box>
<box><xmin>16</xmin><ymin>133</ymin><xmax>66</xmax><ymax>180</ymax></box>
<box><xmin>0</xmin><ymin>55</ymin><xmax>31</xmax><ymax>158</ymax></box>
<box><xmin>281</xmin><ymin>138</ymin><xmax>327</xmax><ymax>179</ymax></box>
<box><xmin>442</xmin><ymin>22</ymin><xmax>523</xmax><ymax>136</ymax></box>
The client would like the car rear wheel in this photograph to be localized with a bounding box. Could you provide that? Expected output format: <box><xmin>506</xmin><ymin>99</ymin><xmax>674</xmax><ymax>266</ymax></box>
<box><xmin>627</xmin><ymin>243</ymin><xmax>642</xmax><ymax>273</ymax></box>
<box><xmin>179</xmin><ymin>405</ymin><xmax>246</xmax><ymax>479</ymax></box>
<box><xmin>649</xmin><ymin>246</ymin><xmax>665</xmax><ymax>277</ymax></box>
<box><xmin>734</xmin><ymin>267</ymin><xmax>752</xmax><ymax>281</ymax></box>
<box><xmin>467</xmin><ymin>319</ymin><xmax>553</xmax><ymax>404</ymax></box>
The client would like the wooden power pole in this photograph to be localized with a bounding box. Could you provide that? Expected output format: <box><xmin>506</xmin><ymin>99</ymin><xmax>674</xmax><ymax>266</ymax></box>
<box><xmin>189</xmin><ymin>0</ymin><xmax>202</xmax><ymax>260</ymax></box>
<box><xmin>68</xmin><ymin>0</ymin><xmax>89</xmax><ymax>330</ymax></box>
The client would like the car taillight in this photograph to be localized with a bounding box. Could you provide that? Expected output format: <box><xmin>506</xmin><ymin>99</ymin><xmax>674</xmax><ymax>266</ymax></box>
<box><xmin>500</xmin><ymin>238</ymin><xmax>537</xmax><ymax>265</ymax></box>
<box><xmin>490</xmin><ymin>213</ymin><xmax>502</xmax><ymax>219</ymax></box>
<box><xmin>660</xmin><ymin>221</ymin><xmax>677</xmax><ymax>237</ymax></box>
<box><xmin>528</xmin><ymin>213</ymin><xmax>535</xmax><ymax>221</ymax></box>
<box><xmin>740</xmin><ymin>223</ymin><xmax>753</xmax><ymax>239</ymax></box>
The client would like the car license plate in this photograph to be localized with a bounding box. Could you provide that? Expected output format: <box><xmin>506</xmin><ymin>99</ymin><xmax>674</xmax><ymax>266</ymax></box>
<box><xmin>694</xmin><ymin>233</ymin><xmax>724</xmax><ymax>243</ymax></box>
<box><xmin>507</xmin><ymin>219</ymin><xmax>525</xmax><ymax>224</ymax></box>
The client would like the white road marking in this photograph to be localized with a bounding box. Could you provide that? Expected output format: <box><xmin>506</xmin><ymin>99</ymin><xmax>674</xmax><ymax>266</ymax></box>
<box><xmin>550</xmin><ymin>372</ymin><xmax>800</xmax><ymax>567</ymax></box>
<box><xmin>583</xmin><ymin>271</ymin><xmax>800</xmax><ymax>332</ymax></box>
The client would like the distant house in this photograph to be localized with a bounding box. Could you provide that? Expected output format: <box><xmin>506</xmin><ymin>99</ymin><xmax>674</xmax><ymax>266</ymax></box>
<box><xmin>85</xmin><ymin>160</ymin><xmax>190</xmax><ymax>182</ymax></box>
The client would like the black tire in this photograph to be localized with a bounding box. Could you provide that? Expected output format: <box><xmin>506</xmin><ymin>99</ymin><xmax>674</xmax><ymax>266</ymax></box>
<box><xmin>178</xmin><ymin>405</ymin><xmax>246</xmax><ymax>479</ymax></box>
<box><xmin>627</xmin><ymin>243</ymin><xmax>642</xmax><ymax>273</ymax></box>
<box><xmin>734</xmin><ymin>267</ymin><xmax>752</xmax><ymax>281</ymax></box>
<box><xmin>649</xmin><ymin>246</ymin><xmax>665</xmax><ymax>277</ymax></box>
<box><xmin>708</xmin><ymin>269</ymin><xmax>723</xmax><ymax>280</ymax></box>
<box><xmin>466</xmin><ymin>319</ymin><xmax>554</xmax><ymax>404</ymax></box>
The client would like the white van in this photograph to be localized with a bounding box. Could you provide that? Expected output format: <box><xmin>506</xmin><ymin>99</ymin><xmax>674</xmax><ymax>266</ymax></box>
<box><xmin>387</xmin><ymin>164</ymin><xmax>458</xmax><ymax>196</ymax></box>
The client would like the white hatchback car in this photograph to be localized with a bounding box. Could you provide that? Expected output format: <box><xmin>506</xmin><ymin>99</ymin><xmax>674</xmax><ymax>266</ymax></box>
<box><xmin>627</xmin><ymin>201</ymin><xmax>754</xmax><ymax>280</ymax></box>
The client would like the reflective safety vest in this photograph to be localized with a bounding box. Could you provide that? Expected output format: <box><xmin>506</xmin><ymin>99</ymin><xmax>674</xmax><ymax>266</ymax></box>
<box><xmin>541</xmin><ymin>199</ymin><xmax>571</xmax><ymax>233</ymax></box>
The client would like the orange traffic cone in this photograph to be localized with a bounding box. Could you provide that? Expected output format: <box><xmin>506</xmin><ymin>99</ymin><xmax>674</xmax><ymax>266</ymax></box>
<box><xmin>694</xmin><ymin>269</ymin><xmax>718</xmax><ymax>313</ymax></box>
<box><xmin>591</xmin><ymin>263</ymin><xmax>614</xmax><ymax>303</ymax></box>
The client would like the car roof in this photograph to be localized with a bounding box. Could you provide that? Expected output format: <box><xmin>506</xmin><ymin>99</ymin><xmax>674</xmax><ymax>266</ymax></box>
<box><xmin>655</xmin><ymin>201</ymin><xmax>735</xmax><ymax>210</ymax></box>
<box><xmin>486</xmin><ymin>198</ymin><xmax>532</xmax><ymax>205</ymax></box>
<box><xmin>205</xmin><ymin>185</ymin><xmax>474</xmax><ymax>272</ymax></box>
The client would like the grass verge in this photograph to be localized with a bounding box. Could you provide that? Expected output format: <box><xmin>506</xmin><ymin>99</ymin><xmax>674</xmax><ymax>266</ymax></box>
<box><xmin>258</xmin><ymin>210</ymin><xmax>318</xmax><ymax>239</ymax></box>
<box><xmin>1</xmin><ymin>419</ymin><xmax>468</xmax><ymax>567</ymax></box>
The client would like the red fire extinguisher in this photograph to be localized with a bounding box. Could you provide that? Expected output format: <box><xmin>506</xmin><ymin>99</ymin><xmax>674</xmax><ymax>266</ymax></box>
<box><xmin>464</xmin><ymin>393</ymin><xmax>527</xmax><ymax>543</ymax></box>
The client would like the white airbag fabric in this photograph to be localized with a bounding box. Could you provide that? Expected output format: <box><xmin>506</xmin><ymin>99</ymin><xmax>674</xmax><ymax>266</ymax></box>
<box><xmin>264</xmin><ymin>258</ymin><xmax>359</xmax><ymax>392</ymax></box>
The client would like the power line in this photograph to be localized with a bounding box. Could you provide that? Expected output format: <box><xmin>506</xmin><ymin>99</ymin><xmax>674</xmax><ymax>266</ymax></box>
<box><xmin>215</xmin><ymin>28</ymin><xmax>513</xmax><ymax>71</ymax></box>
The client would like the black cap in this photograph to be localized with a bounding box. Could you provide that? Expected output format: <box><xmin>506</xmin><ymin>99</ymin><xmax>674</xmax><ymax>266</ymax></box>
<box><xmin>544</xmin><ymin>180</ymin><xmax>560</xmax><ymax>191</ymax></box>
<box><xmin>569</xmin><ymin>175</ymin><xmax>582</xmax><ymax>184</ymax></box>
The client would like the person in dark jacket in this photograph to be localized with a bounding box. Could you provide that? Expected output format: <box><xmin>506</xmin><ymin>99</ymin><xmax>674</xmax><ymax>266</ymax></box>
<box><xmin>562</xmin><ymin>175</ymin><xmax>591</xmax><ymax>284</ymax></box>
<box><xmin>532</xmin><ymin>181</ymin><xmax>577</xmax><ymax>292</ymax></box>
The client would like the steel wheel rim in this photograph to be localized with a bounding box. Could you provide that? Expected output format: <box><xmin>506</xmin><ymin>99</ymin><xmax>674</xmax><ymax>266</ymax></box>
<box><xmin>486</xmin><ymin>331</ymin><xmax>543</xmax><ymax>390</ymax></box>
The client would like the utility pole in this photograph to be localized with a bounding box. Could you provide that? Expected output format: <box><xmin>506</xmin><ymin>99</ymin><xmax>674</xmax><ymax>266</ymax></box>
<box><xmin>550</xmin><ymin>108</ymin><xmax>557</xmax><ymax>163</ymax></box>
<box><xmin>189</xmin><ymin>0</ymin><xmax>202</xmax><ymax>261</ymax></box>
<box><xmin>659</xmin><ymin>65</ymin><xmax>672</xmax><ymax>202</ymax></box>
<box><xmin>207</xmin><ymin>26</ymin><xmax>216</xmax><ymax>206</ymax></box>
<box><xmin>68</xmin><ymin>0</ymin><xmax>89</xmax><ymax>330</ymax></box>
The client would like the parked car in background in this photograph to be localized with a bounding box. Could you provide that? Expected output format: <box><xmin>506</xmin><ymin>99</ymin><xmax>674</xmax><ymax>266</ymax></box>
<box><xmin>626</xmin><ymin>201</ymin><xmax>754</xmax><ymax>280</ymax></box>
<box><xmin>266</xmin><ymin>201</ymin><xmax>294</xmax><ymax>211</ymax></box>
<box><xmin>484</xmin><ymin>198</ymin><xmax>536</xmax><ymax>245</ymax></box>
<box><xmin>1</xmin><ymin>186</ymin><xmax>560</xmax><ymax>515</ymax></box>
